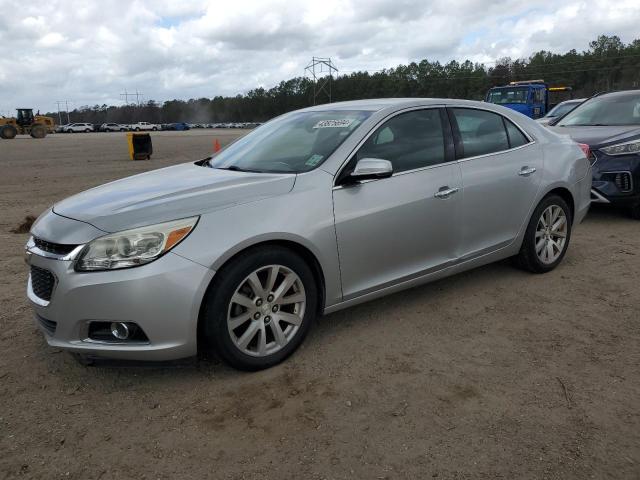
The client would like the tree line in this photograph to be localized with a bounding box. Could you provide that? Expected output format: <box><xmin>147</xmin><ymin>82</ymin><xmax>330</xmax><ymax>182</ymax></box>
<box><xmin>46</xmin><ymin>35</ymin><xmax>640</xmax><ymax>125</ymax></box>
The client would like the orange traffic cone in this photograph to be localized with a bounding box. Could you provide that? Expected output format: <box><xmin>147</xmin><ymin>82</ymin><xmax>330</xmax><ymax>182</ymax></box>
<box><xmin>214</xmin><ymin>139</ymin><xmax>221</xmax><ymax>152</ymax></box>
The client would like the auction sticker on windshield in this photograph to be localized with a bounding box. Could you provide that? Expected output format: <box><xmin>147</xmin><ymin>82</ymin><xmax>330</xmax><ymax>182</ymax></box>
<box><xmin>313</xmin><ymin>119</ymin><xmax>354</xmax><ymax>128</ymax></box>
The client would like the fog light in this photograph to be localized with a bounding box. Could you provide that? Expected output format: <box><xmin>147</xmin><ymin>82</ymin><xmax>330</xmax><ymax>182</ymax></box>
<box><xmin>110</xmin><ymin>322</ymin><xmax>130</xmax><ymax>340</ymax></box>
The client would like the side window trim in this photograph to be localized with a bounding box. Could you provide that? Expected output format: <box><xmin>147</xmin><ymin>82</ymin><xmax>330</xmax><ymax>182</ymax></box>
<box><xmin>446</xmin><ymin>106</ymin><xmax>534</xmax><ymax>161</ymax></box>
<box><xmin>503</xmin><ymin>116</ymin><xmax>531</xmax><ymax>149</ymax></box>
<box><xmin>502</xmin><ymin>117</ymin><xmax>513</xmax><ymax>149</ymax></box>
<box><xmin>334</xmin><ymin>106</ymin><xmax>455</xmax><ymax>186</ymax></box>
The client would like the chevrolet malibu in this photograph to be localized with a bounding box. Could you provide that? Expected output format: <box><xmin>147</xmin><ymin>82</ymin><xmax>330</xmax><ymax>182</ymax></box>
<box><xmin>26</xmin><ymin>99</ymin><xmax>592</xmax><ymax>370</ymax></box>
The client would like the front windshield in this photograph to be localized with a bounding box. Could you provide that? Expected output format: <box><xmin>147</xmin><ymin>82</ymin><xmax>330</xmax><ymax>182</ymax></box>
<box><xmin>557</xmin><ymin>93</ymin><xmax>640</xmax><ymax>126</ymax></box>
<box><xmin>546</xmin><ymin>101</ymin><xmax>579</xmax><ymax>118</ymax></box>
<box><xmin>486</xmin><ymin>87</ymin><xmax>529</xmax><ymax>105</ymax></box>
<box><xmin>208</xmin><ymin>110</ymin><xmax>372</xmax><ymax>173</ymax></box>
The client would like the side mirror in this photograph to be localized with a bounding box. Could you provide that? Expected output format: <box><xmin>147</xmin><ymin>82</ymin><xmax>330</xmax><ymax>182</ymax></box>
<box><xmin>349</xmin><ymin>158</ymin><xmax>393</xmax><ymax>182</ymax></box>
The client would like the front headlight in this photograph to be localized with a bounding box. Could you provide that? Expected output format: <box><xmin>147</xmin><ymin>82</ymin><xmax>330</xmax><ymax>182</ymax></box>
<box><xmin>600</xmin><ymin>139</ymin><xmax>640</xmax><ymax>156</ymax></box>
<box><xmin>75</xmin><ymin>217</ymin><xmax>198</xmax><ymax>271</ymax></box>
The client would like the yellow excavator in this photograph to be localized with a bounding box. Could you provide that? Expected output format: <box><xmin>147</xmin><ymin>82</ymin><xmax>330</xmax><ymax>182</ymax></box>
<box><xmin>0</xmin><ymin>109</ymin><xmax>56</xmax><ymax>139</ymax></box>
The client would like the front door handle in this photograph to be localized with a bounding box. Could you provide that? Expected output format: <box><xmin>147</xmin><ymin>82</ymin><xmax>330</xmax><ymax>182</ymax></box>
<box><xmin>434</xmin><ymin>186</ymin><xmax>459</xmax><ymax>199</ymax></box>
<box><xmin>518</xmin><ymin>166</ymin><xmax>537</xmax><ymax>177</ymax></box>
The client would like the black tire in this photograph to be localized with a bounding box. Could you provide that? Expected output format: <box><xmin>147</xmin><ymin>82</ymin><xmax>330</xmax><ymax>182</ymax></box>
<box><xmin>30</xmin><ymin>124</ymin><xmax>46</xmax><ymax>138</ymax></box>
<box><xmin>514</xmin><ymin>194</ymin><xmax>572</xmax><ymax>273</ymax></box>
<box><xmin>152</xmin><ymin>127</ymin><xmax>157</xmax><ymax>131</ymax></box>
<box><xmin>630</xmin><ymin>204</ymin><xmax>640</xmax><ymax>220</ymax></box>
<box><xmin>135</xmin><ymin>127</ymin><xmax>140</xmax><ymax>131</ymax></box>
<box><xmin>200</xmin><ymin>246</ymin><xmax>318</xmax><ymax>371</ymax></box>
<box><xmin>1</xmin><ymin>124</ymin><xmax>18</xmax><ymax>139</ymax></box>
<box><xmin>84</xmin><ymin>129</ymin><xmax>90</xmax><ymax>133</ymax></box>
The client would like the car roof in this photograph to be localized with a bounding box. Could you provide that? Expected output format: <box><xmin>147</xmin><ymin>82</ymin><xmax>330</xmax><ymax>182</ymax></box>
<box><xmin>299</xmin><ymin>97</ymin><xmax>517</xmax><ymax>113</ymax></box>
<box><xmin>596</xmin><ymin>89</ymin><xmax>640</xmax><ymax>99</ymax></box>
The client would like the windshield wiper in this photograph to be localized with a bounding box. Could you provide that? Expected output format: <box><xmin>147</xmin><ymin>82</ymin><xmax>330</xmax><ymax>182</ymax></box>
<box><xmin>213</xmin><ymin>165</ymin><xmax>267</xmax><ymax>173</ymax></box>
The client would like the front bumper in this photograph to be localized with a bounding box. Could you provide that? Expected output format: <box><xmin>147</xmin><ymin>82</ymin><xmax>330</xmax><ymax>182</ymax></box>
<box><xmin>26</xmin><ymin>247</ymin><xmax>214</xmax><ymax>361</ymax></box>
<box><xmin>591</xmin><ymin>151</ymin><xmax>640</xmax><ymax>207</ymax></box>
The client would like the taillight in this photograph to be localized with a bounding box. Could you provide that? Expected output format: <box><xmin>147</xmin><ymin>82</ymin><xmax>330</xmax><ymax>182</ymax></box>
<box><xmin>577</xmin><ymin>143</ymin><xmax>590</xmax><ymax>158</ymax></box>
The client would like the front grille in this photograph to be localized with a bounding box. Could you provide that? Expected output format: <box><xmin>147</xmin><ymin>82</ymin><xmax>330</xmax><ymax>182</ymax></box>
<box><xmin>614</xmin><ymin>172</ymin><xmax>633</xmax><ymax>192</ymax></box>
<box><xmin>36</xmin><ymin>314</ymin><xmax>57</xmax><ymax>335</ymax></box>
<box><xmin>33</xmin><ymin>237</ymin><xmax>78</xmax><ymax>256</ymax></box>
<box><xmin>30</xmin><ymin>265</ymin><xmax>55</xmax><ymax>301</ymax></box>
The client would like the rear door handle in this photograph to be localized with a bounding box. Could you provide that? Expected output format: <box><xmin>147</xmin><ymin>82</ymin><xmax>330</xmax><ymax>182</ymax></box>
<box><xmin>434</xmin><ymin>186</ymin><xmax>459</xmax><ymax>199</ymax></box>
<box><xmin>518</xmin><ymin>166</ymin><xmax>537</xmax><ymax>177</ymax></box>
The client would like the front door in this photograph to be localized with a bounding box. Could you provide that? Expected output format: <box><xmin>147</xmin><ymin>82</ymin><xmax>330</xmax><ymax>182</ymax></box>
<box><xmin>333</xmin><ymin>108</ymin><xmax>463</xmax><ymax>300</ymax></box>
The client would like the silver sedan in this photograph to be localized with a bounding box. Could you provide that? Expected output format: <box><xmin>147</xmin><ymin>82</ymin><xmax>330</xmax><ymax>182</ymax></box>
<box><xmin>26</xmin><ymin>98</ymin><xmax>592</xmax><ymax>370</ymax></box>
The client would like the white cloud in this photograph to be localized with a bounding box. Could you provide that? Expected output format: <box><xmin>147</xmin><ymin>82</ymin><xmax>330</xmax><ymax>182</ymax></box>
<box><xmin>0</xmin><ymin>0</ymin><xmax>638</xmax><ymax>114</ymax></box>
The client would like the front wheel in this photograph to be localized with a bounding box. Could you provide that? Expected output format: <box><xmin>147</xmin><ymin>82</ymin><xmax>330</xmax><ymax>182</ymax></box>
<box><xmin>514</xmin><ymin>195</ymin><xmax>572</xmax><ymax>273</ymax></box>
<box><xmin>30</xmin><ymin>124</ymin><xmax>46</xmax><ymax>138</ymax></box>
<box><xmin>200</xmin><ymin>246</ymin><xmax>317</xmax><ymax>370</ymax></box>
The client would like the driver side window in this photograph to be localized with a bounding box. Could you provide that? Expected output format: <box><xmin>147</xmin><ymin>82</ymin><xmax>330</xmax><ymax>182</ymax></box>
<box><xmin>355</xmin><ymin>109</ymin><xmax>446</xmax><ymax>173</ymax></box>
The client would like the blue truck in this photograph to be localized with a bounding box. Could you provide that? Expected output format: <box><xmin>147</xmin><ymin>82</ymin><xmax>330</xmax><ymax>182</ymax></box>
<box><xmin>485</xmin><ymin>80</ymin><xmax>572</xmax><ymax>119</ymax></box>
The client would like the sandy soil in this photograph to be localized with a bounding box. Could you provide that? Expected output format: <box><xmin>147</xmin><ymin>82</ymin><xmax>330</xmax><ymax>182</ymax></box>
<box><xmin>0</xmin><ymin>131</ymin><xmax>639</xmax><ymax>479</ymax></box>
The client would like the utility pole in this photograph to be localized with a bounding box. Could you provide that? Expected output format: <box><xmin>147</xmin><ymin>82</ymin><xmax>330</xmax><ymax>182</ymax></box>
<box><xmin>55</xmin><ymin>101</ymin><xmax>64</xmax><ymax>124</ymax></box>
<box><xmin>305</xmin><ymin>57</ymin><xmax>338</xmax><ymax>105</ymax></box>
<box><xmin>56</xmin><ymin>100</ymin><xmax>71</xmax><ymax>123</ymax></box>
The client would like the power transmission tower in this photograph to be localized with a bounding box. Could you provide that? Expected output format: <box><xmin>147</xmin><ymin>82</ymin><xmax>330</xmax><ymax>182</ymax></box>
<box><xmin>120</xmin><ymin>89</ymin><xmax>143</xmax><ymax>106</ymax></box>
<box><xmin>305</xmin><ymin>57</ymin><xmax>338</xmax><ymax>105</ymax></box>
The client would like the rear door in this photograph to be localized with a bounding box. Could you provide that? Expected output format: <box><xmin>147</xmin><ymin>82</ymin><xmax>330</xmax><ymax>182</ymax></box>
<box><xmin>448</xmin><ymin>107</ymin><xmax>542</xmax><ymax>260</ymax></box>
<box><xmin>333</xmin><ymin>107</ymin><xmax>463</xmax><ymax>300</ymax></box>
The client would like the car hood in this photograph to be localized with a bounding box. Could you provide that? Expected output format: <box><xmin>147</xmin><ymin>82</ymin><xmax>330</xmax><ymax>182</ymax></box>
<box><xmin>547</xmin><ymin>125</ymin><xmax>640</xmax><ymax>148</ymax></box>
<box><xmin>53</xmin><ymin>162</ymin><xmax>296</xmax><ymax>232</ymax></box>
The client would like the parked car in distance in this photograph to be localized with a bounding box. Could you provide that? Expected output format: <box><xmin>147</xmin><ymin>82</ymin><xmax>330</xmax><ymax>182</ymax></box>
<box><xmin>26</xmin><ymin>98</ymin><xmax>591</xmax><ymax>370</ymax></box>
<box><xmin>55</xmin><ymin>124</ymin><xmax>70</xmax><ymax>133</ymax></box>
<box><xmin>100</xmin><ymin>123</ymin><xmax>128</xmax><ymax>132</ymax></box>
<box><xmin>536</xmin><ymin>98</ymin><xmax>586</xmax><ymax>125</ymax></box>
<box><xmin>129</xmin><ymin>122</ymin><xmax>159</xmax><ymax>131</ymax></box>
<box><xmin>63</xmin><ymin>123</ymin><xmax>94</xmax><ymax>133</ymax></box>
<box><xmin>537</xmin><ymin>99</ymin><xmax>585</xmax><ymax>126</ymax></box>
<box><xmin>548</xmin><ymin>90</ymin><xmax>640</xmax><ymax>219</ymax></box>
<box><xmin>165</xmin><ymin>122</ymin><xmax>190</xmax><ymax>131</ymax></box>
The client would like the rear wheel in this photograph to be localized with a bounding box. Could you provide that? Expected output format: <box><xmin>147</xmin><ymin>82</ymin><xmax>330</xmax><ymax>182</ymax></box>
<box><xmin>135</xmin><ymin>127</ymin><xmax>141</xmax><ymax>131</ymax></box>
<box><xmin>200</xmin><ymin>246</ymin><xmax>317</xmax><ymax>370</ymax></box>
<box><xmin>514</xmin><ymin>194</ymin><xmax>572</xmax><ymax>273</ymax></box>
<box><xmin>0</xmin><ymin>124</ymin><xmax>18</xmax><ymax>139</ymax></box>
<box><xmin>84</xmin><ymin>128</ymin><xmax>91</xmax><ymax>133</ymax></box>
<box><xmin>30</xmin><ymin>124</ymin><xmax>46</xmax><ymax>138</ymax></box>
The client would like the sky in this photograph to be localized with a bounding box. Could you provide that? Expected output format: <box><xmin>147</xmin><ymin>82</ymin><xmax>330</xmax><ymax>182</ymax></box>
<box><xmin>0</xmin><ymin>0</ymin><xmax>639</xmax><ymax>115</ymax></box>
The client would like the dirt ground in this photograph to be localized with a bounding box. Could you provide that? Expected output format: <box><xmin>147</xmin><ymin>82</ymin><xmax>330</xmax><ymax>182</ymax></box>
<box><xmin>1</xmin><ymin>131</ymin><xmax>639</xmax><ymax>480</ymax></box>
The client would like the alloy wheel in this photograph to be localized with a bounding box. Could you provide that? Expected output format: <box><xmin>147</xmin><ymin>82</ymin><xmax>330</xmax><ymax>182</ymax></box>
<box><xmin>227</xmin><ymin>264</ymin><xmax>306</xmax><ymax>357</ymax></box>
<box><xmin>535</xmin><ymin>205</ymin><xmax>568</xmax><ymax>264</ymax></box>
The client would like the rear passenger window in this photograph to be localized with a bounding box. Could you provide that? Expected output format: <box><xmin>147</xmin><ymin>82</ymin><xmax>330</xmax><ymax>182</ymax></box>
<box><xmin>452</xmin><ymin>108</ymin><xmax>509</xmax><ymax>158</ymax></box>
<box><xmin>356</xmin><ymin>109</ymin><xmax>446</xmax><ymax>173</ymax></box>
<box><xmin>504</xmin><ymin>119</ymin><xmax>529</xmax><ymax>148</ymax></box>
